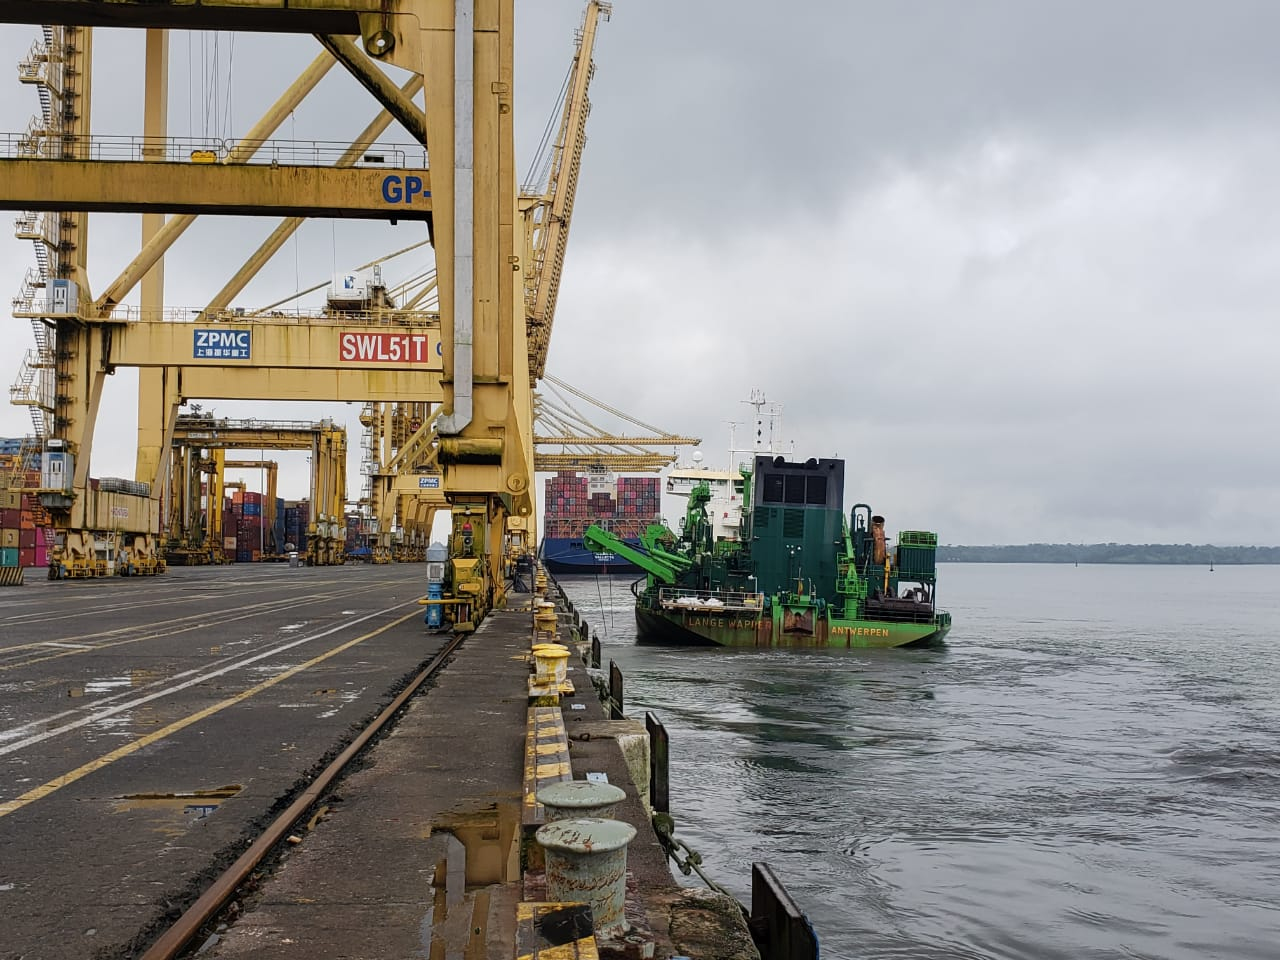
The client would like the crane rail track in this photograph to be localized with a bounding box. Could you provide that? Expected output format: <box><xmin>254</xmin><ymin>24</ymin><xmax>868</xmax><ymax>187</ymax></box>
<box><xmin>137</xmin><ymin>629</ymin><xmax>467</xmax><ymax>960</ymax></box>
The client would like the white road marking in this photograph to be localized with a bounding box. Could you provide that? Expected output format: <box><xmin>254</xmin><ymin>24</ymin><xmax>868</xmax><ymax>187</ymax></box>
<box><xmin>0</xmin><ymin>601</ymin><xmax>413</xmax><ymax>758</ymax></box>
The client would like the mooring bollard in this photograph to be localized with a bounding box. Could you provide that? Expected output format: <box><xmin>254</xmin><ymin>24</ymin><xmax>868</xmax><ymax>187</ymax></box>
<box><xmin>531</xmin><ymin>643</ymin><xmax>570</xmax><ymax>684</ymax></box>
<box><xmin>536</xmin><ymin>817</ymin><xmax>637</xmax><ymax>935</ymax></box>
<box><xmin>533</xmin><ymin>601</ymin><xmax>558</xmax><ymax>641</ymax></box>
<box><xmin>537</xmin><ymin>780</ymin><xmax>626</xmax><ymax>823</ymax></box>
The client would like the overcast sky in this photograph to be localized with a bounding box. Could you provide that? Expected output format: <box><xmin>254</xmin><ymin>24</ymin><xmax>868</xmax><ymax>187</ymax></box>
<box><xmin>2</xmin><ymin>2</ymin><xmax>1279</xmax><ymax>546</ymax></box>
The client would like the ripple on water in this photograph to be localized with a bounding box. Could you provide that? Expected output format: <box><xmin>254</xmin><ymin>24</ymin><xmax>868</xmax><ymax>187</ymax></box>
<box><xmin>558</xmin><ymin>566</ymin><xmax>1280</xmax><ymax>959</ymax></box>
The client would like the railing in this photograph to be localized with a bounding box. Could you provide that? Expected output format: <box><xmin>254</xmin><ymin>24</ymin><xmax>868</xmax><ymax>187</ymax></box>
<box><xmin>13</xmin><ymin>211</ymin><xmax>38</xmax><ymax>237</ymax></box>
<box><xmin>0</xmin><ymin>132</ymin><xmax>428</xmax><ymax>167</ymax></box>
<box><xmin>9</xmin><ymin>349</ymin><xmax>52</xmax><ymax>413</ymax></box>
<box><xmin>17</xmin><ymin>41</ymin><xmax>48</xmax><ymax>84</ymax></box>
<box><xmin>12</xmin><ymin>300</ymin><xmax>441</xmax><ymax>326</ymax></box>
<box><xmin>11</xmin><ymin>268</ymin><xmax>45</xmax><ymax>314</ymax></box>
<box><xmin>657</xmin><ymin>585</ymin><xmax>765</xmax><ymax>612</ymax></box>
<box><xmin>176</xmin><ymin>417</ymin><xmax>341</xmax><ymax>434</ymax></box>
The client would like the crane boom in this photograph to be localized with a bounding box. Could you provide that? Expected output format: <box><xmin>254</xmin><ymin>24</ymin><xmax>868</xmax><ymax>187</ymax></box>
<box><xmin>524</xmin><ymin>0</ymin><xmax>611</xmax><ymax>382</ymax></box>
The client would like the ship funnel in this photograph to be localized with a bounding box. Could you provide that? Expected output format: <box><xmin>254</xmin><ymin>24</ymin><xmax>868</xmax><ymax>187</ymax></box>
<box><xmin>871</xmin><ymin>515</ymin><xmax>886</xmax><ymax>564</ymax></box>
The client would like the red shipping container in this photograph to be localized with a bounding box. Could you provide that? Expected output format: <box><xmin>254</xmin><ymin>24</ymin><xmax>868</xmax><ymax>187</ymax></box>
<box><xmin>19</xmin><ymin>528</ymin><xmax>36</xmax><ymax>550</ymax></box>
<box><xmin>19</xmin><ymin>547</ymin><xmax>36</xmax><ymax>567</ymax></box>
<box><xmin>35</xmin><ymin>527</ymin><xmax>48</xmax><ymax>545</ymax></box>
<box><xmin>34</xmin><ymin>545</ymin><xmax>48</xmax><ymax>568</ymax></box>
<box><xmin>0</xmin><ymin>508</ymin><xmax>18</xmax><ymax>528</ymax></box>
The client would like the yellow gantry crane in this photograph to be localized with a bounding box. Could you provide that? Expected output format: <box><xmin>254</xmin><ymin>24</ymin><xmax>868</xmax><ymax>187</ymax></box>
<box><xmin>0</xmin><ymin>1</ymin><xmax>538</xmax><ymax>612</ymax></box>
<box><xmin>357</xmin><ymin>1</ymin><xmax>611</xmax><ymax>567</ymax></box>
<box><xmin>170</xmin><ymin>416</ymin><xmax>348</xmax><ymax>566</ymax></box>
<box><xmin>521</xmin><ymin>0</ymin><xmax>610</xmax><ymax>386</ymax></box>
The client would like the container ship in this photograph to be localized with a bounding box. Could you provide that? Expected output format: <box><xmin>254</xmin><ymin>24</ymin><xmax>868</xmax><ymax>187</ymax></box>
<box><xmin>541</xmin><ymin>469</ymin><xmax>660</xmax><ymax>574</ymax></box>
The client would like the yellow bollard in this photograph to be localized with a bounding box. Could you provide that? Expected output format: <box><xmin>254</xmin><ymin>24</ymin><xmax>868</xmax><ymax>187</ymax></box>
<box><xmin>533</xmin><ymin>600</ymin><xmax>559</xmax><ymax>642</ymax></box>
<box><xmin>531</xmin><ymin>644</ymin><xmax>570</xmax><ymax>685</ymax></box>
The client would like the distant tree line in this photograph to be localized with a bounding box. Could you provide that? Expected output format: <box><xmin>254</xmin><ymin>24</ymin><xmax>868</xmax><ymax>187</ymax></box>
<box><xmin>937</xmin><ymin>543</ymin><xmax>1280</xmax><ymax>564</ymax></box>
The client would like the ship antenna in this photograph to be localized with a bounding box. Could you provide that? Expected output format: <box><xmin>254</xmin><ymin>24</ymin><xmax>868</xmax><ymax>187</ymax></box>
<box><xmin>724</xmin><ymin>419</ymin><xmax>744</xmax><ymax>470</ymax></box>
<box><xmin>743</xmin><ymin>389</ymin><xmax>785</xmax><ymax>456</ymax></box>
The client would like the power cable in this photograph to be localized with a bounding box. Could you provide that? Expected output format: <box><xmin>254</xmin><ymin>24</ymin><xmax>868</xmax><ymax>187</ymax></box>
<box><xmin>523</xmin><ymin>61</ymin><xmax>572</xmax><ymax>191</ymax></box>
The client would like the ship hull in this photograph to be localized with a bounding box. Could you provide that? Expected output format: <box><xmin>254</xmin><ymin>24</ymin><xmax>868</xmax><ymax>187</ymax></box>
<box><xmin>636</xmin><ymin>604</ymin><xmax>949</xmax><ymax>649</ymax></box>
<box><xmin>542</xmin><ymin>537</ymin><xmax>643</xmax><ymax>575</ymax></box>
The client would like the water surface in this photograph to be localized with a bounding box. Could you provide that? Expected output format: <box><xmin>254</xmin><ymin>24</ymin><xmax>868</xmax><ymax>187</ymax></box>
<box><xmin>559</xmin><ymin>563</ymin><xmax>1280</xmax><ymax>960</ymax></box>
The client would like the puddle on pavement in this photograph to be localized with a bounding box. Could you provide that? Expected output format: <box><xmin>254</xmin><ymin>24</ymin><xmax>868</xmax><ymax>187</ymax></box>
<box><xmin>432</xmin><ymin>802</ymin><xmax>521</xmax><ymax>886</ymax></box>
<box><xmin>114</xmin><ymin>784</ymin><xmax>244</xmax><ymax>832</ymax></box>
<box><xmin>84</xmin><ymin>677</ymin><xmax>132</xmax><ymax>694</ymax></box>
<box><xmin>69</xmin><ymin>668</ymin><xmax>173</xmax><ymax>699</ymax></box>
<box><xmin>316</xmin><ymin>686</ymin><xmax>364</xmax><ymax>719</ymax></box>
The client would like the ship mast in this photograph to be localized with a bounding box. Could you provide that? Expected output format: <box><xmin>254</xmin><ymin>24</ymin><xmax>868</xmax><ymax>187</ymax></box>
<box><xmin>730</xmin><ymin>390</ymin><xmax>789</xmax><ymax>470</ymax></box>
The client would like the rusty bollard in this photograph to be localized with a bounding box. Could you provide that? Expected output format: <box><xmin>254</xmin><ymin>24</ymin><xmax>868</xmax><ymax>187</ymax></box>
<box><xmin>537</xmin><ymin>780</ymin><xmax>626</xmax><ymax>823</ymax></box>
<box><xmin>536</xmin><ymin>817</ymin><xmax>636</xmax><ymax>935</ymax></box>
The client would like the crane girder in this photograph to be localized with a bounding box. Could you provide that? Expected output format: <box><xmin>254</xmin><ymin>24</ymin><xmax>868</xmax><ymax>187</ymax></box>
<box><xmin>534</xmin><ymin>434</ymin><xmax>699</xmax><ymax>446</ymax></box>
<box><xmin>0</xmin><ymin>1</ymin><xmax>368</xmax><ymax>32</ymax></box>
<box><xmin>106</xmin><ymin>317</ymin><xmax>443</xmax><ymax>370</ymax></box>
<box><xmin>534</xmin><ymin>454</ymin><xmax>676</xmax><ymax>473</ymax></box>
<box><xmin>178</xmin><ymin>368</ymin><xmax>445</xmax><ymax>403</ymax></box>
<box><xmin>0</xmin><ymin>158</ymin><xmax>431</xmax><ymax>220</ymax></box>
<box><xmin>172</xmin><ymin>419</ymin><xmax>340</xmax><ymax>451</ymax></box>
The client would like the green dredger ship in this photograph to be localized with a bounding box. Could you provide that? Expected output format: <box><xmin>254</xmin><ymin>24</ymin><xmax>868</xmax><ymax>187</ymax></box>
<box><xmin>584</xmin><ymin>454</ymin><xmax>951</xmax><ymax>648</ymax></box>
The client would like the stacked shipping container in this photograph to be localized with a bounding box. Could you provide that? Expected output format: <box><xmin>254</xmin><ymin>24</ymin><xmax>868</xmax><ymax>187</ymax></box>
<box><xmin>344</xmin><ymin>513</ymin><xmax>375</xmax><ymax>558</ymax></box>
<box><xmin>0</xmin><ymin>488</ymin><xmax>54</xmax><ymax>569</ymax></box>
<box><xmin>223</xmin><ymin>490</ymin><xmax>288</xmax><ymax>562</ymax></box>
<box><xmin>542</xmin><ymin>472</ymin><xmax>661</xmax><ymax>541</ymax></box>
<box><xmin>282</xmin><ymin>500</ymin><xmax>310</xmax><ymax>553</ymax></box>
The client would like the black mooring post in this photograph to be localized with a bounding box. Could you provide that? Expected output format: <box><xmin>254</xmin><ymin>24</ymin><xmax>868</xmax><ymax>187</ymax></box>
<box><xmin>645</xmin><ymin>711</ymin><xmax>669</xmax><ymax>814</ymax></box>
<box><xmin>591</xmin><ymin>632</ymin><xmax>601</xmax><ymax>669</ymax></box>
<box><xmin>608</xmin><ymin>659</ymin><xmax>624</xmax><ymax>720</ymax></box>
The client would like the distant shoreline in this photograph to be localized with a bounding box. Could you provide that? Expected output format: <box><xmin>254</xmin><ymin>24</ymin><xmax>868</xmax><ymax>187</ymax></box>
<box><xmin>938</xmin><ymin>545</ymin><xmax>1280</xmax><ymax>564</ymax></box>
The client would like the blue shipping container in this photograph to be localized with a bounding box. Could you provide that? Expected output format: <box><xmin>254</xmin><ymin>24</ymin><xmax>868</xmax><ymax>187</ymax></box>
<box><xmin>1</xmin><ymin>547</ymin><xmax>19</xmax><ymax>567</ymax></box>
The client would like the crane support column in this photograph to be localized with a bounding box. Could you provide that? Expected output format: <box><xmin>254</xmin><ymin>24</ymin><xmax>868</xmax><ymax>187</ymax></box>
<box><xmin>135</xmin><ymin>27</ymin><xmax>175</xmax><ymax>572</ymax></box>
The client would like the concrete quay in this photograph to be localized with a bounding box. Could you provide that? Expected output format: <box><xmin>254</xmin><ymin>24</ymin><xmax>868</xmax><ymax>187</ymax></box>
<box><xmin>200</xmin><ymin>574</ymin><xmax>758</xmax><ymax>960</ymax></box>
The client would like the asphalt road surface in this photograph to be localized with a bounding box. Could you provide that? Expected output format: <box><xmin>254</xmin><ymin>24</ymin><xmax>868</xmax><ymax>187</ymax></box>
<box><xmin>0</xmin><ymin>563</ymin><xmax>441</xmax><ymax>960</ymax></box>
